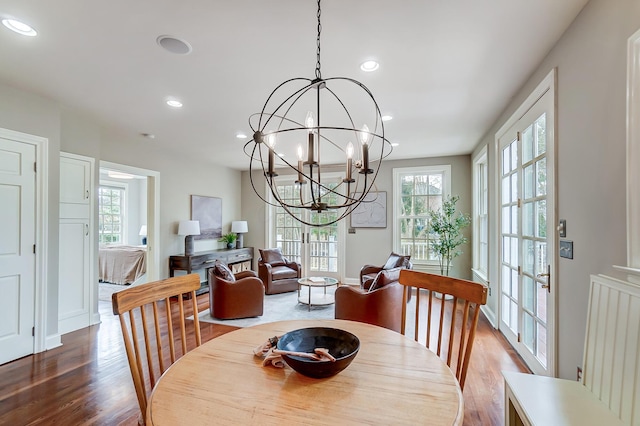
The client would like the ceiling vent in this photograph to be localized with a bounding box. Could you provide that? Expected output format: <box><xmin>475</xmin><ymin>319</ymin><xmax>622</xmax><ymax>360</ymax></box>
<box><xmin>156</xmin><ymin>35</ymin><xmax>192</xmax><ymax>55</ymax></box>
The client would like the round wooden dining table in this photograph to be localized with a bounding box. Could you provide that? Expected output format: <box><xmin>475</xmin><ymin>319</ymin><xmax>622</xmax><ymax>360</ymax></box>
<box><xmin>146</xmin><ymin>319</ymin><xmax>463</xmax><ymax>425</ymax></box>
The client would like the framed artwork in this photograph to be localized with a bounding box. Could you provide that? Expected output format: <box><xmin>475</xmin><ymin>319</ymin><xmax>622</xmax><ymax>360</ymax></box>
<box><xmin>350</xmin><ymin>191</ymin><xmax>387</xmax><ymax>228</ymax></box>
<box><xmin>191</xmin><ymin>195</ymin><xmax>222</xmax><ymax>239</ymax></box>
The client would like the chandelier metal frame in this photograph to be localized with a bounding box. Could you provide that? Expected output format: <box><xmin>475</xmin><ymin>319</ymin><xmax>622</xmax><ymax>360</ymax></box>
<box><xmin>244</xmin><ymin>0</ymin><xmax>392</xmax><ymax>227</ymax></box>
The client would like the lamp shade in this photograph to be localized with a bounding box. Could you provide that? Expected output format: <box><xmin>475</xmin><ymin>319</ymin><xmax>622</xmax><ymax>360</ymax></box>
<box><xmin>231</xmin><ymin>221</ymin><xmax>248</xmax><ymax>233</ymax></box>
<box><xmin>139</xmin><ymin>225</ymin><xmax>147</xmax><ymax>236</ymax></box>
<box><xmin>178</xmin><ymin>220</ymin><xmax>200</xmax><ymax>236</ymax></box>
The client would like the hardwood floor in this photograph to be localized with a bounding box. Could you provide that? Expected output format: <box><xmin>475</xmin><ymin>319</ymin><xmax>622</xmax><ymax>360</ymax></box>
<box><xmin>0</xmin><ymin>293</ymin><xmax>528</xmax><ymax>425</ymax></box>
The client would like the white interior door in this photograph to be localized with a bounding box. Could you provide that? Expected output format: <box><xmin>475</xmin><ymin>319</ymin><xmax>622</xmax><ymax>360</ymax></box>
<box><xmin>270</xmin><ymin>175</ymin><xmax>344</xmax><ymax>280</ymax></box>
<box><xmin>498</xmin><ymin>87</ymin><xmax>556</xmax><ymax>376</ymax></box>
<box><xmin>0</xmin><ymin>136</ymin><xmax>36</xmax><ymax>365</ymax></box>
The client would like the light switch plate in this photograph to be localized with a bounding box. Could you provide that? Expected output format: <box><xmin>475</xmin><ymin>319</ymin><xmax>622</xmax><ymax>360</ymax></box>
<box><xmin>560</xmin><ymin>240</ymin><xmax>573</xmax><ymax>259</ymax></box>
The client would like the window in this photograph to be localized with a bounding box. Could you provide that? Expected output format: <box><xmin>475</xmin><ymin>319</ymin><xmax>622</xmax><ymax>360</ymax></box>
<box><xmin>99</xmin><ymin>185</ymin><xmax>125</xmax><ymax>244</ymax></box>
<box><xmin>473</xmin><ymin>149</ymin><xmax>489</xmax><ymax>279</ymax></box>
<box><xmin>393</xmin><ymin>165</ymin><xmax>451</xmax><ymax>266</ymax></box>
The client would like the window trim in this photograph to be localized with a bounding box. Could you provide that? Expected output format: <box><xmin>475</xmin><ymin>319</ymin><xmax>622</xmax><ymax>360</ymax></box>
<box><xmin>392</xmin><ymin>165</ymin><xmax>451</xmax><ymax>268</ymax></box>
<box><xmin>472</xmin><ymin>147</ymin><xmax>489</xmax><ymax>281</ymax></box>
<box><xmin>615</xmin><ymin>28</ymin><xmax>640</xmax><ymax>284</ymax></box>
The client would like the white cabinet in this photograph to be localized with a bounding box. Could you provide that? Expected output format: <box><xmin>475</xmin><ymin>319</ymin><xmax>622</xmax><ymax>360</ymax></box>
<box><xmin>58</xmin><ymin>153</ymin><xmax>95</xmax><ymax>335</ymax></box>
<box><xmin>60</xmin><ymin>156</ymin><xmax>90</xmax><ymax>204</ymax></box>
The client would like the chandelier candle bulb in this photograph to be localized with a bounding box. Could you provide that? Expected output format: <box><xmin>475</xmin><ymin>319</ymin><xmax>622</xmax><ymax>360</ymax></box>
<box><xmin>267</xmin><ymin>133</ymin><xmax>277</xmax><ymax>177</ymax></box>
<box><xmin>344</xmin><ymin>142</ymin><xmax>355</xmax><ymax>183</ymax></box>
<box><xmin>306</xmin><ymin>111</ymin><xmax>316</xmax><ymax>165</ymax></box>
<box><xmin>359</xmin><ymin>125</ymin><xmax>372</xmax><ymax>174</ymax></box>
<box><xmin>296</xmin><ymin>144</ymin><xmax>306</xmax><ymax>184</ymax></box>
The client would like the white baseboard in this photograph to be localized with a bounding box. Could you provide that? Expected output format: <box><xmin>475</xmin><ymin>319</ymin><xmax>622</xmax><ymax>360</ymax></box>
<box><xmin>342</xmin><ymin>277</ymin><xmax>359</xmax><ymax>286</ymax></box>
<box><xmin>91</xmin><ymin>312</ymin><xmax>101</xmax><ymax>325</ymax></box>
<box><xmin>46</xmin><ymin>334</ymin><xmax>62</xmax><ymax>350</ymax></box>
<box><xmin>481</xmin><ymin>305</ymin><xmax>497</xmax><ymax>328</ymax></box>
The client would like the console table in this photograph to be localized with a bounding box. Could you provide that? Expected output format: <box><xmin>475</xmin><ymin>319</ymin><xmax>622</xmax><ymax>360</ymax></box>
<box><xmin>169</xmin><ymin>247</ymin><xmax>254</xmax><ymax>295</ymax></box>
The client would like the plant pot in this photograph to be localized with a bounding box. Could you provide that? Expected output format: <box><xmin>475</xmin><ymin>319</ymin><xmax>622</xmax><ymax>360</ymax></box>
<box><xmin>226</xmin><ymin>243</ymin><xmax>234</xmax><ymax>249</ymax></box>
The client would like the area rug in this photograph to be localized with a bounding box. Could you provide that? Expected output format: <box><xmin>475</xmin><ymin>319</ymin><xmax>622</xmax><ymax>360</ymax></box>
<box><xmin>195</xmin><ymin>287</ymin><xmax>338</xmax><ymax>327</ymax></box>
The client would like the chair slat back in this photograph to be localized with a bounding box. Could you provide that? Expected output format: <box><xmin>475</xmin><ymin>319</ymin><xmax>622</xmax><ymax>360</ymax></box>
<box><xmin>399</xmin><ymin>269</ymin><xmax>488</xmax><ymax>390</ymax></box>
<box><xmin>112</xmin><ymin>274</ymin><xmax>202</xmax><ymax>420</ymax></box>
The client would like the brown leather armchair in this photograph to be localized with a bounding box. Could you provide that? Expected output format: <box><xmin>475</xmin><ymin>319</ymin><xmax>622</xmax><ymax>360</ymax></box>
<box><xmin>360</xmin><ymin>252</ymin><xmax>412</xmax><ymax>290</ymax></box>
<box><xmin>258</xmin><ymin>248</ymin><xmax>302</xmax><ymax>295</ymax></box>
<box><xmin>208</xmin><ymin>265</ymin><xmax>264</xmax><ymax>320</ymax></box>
<box><xmin>335</xmin><ymin>267</ymin><xmax>404</xmax><ymax>332</ymax></box>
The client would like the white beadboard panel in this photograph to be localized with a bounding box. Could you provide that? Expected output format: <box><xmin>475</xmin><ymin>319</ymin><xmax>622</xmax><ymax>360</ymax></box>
<box><xmin>583</xmin><ymin>275</ymin><xmax>640</xmax><ymax>424</ymax></box>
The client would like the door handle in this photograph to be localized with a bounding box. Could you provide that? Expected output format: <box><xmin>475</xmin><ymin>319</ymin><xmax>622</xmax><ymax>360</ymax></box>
<box><xmin>536</xmin><ymin>265</ymin><xmax>551</xmax><ymax>293</ymax></box>
<box><xmin>85</xmin><ymin>223</ymin><xmax>89</xmax><ymax>236</ymax></box>
<box><xmin>86</xmin><ymin>189</ymin><xmax>89</xmax><ymax>199</ymax></box>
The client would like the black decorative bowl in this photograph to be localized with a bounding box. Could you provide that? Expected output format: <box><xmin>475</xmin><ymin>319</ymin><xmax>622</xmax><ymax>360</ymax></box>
<box><xmin>276</xmin><ymin>327</ymin><xmax>360</xmax><ymax>378</ymax></box>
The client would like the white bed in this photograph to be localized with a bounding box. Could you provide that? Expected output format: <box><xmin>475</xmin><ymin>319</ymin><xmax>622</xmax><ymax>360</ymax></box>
<box><xmin>98</xmin><ymin>245</ymin><xmax>147</xmax><ymax>285</ymax></box>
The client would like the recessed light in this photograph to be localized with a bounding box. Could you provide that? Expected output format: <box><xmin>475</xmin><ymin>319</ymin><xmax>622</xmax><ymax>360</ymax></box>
<box><xmin>360</xmin><ymin>60</ymin><xmax>379</xmax><ymax>72</ymax></box>
<box><xmin>2</xmin><ymin>19</ymin><xmax>37</xmax><ymax>36</ymax></box>
<box><xmin>141</xmin><ymin>133</ymin><xmax>155</xmax><ymax>139</ymax></box>
<box><xmin>166</xmin><ymin>99</ymin><xmax>183</xmax><ymax>108</ymax></box>
<box><xmin>236</xmin><ymin>133</ymin><xmax>247</xmax><ymax>139</ymax></box>
<box><xmin>382</xmin><ymin>115</ymin><xmax>393</xmax><ymax>121</ymax></box>
<box><xmin>391</xmin><ymin>142</ymin><xmax>399</xmax><ymax>147</ymax></box>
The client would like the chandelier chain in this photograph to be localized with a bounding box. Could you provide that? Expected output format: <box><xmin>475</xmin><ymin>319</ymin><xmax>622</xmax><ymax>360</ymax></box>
<box><xmin>315</xmin><ymin>0</ymin><xmax>322</xmax><ymax>79</ymax></box>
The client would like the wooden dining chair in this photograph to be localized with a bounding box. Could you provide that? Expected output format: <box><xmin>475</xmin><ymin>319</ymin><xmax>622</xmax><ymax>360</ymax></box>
<box><xmin>398</xmin><ymin>269</ymin><xmax>488</xmax><ymax>390</ymax></box>
<box><xmin>112</xmin><ymin>274</ymin><xmax>202</xmax><ymax>422</ymax></box>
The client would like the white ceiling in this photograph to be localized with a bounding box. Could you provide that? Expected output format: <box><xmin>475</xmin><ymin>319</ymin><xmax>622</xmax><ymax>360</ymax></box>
<box><xmin>0</xmin><ymin>0</ymin><xmax>588</xmax><ymax>170</ymax></box>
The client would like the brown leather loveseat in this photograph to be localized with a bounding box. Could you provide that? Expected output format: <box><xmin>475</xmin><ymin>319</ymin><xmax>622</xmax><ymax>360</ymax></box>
<box><xmin>208</xmin><ymin>262</ymin><xmax>264</xmax><ymax>319</ymax></box>
<box><xmin>258</xmin><ymin>248</ymin><xmax>302</xmax><ymax>295</ymax></box>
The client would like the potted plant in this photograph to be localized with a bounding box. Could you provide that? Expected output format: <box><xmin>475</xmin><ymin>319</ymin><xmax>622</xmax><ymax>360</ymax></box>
<box><xmin>428</xmin><ymin>195</ymin><xmax>471</xmax><ymax>277</ymax></box>
<box><xmin>219</xmin><ymin>233</ymin><xmax>237</xmax><ymax>249</ymax></box>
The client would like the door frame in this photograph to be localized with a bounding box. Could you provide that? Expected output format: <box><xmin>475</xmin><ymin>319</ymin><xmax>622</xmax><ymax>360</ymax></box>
<box><xmin>0</xmin><ymin>127</ymin><xmax>51</xmax><ymax>354</ymax></box>
<box><xmin>495</xmin><ymin>69</ymin><xmax>558</xmax><ymax>376</ymax></box>
<box><xmin>99</xmin><ymin>161</ymin><xmax>161</xmax><ymax>283</ymax></box>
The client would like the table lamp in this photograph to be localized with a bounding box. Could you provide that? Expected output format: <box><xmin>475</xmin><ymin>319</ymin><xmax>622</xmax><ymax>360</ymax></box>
<box><xmin>231</xmin><ymin>220</ymin><xmax>248</xmax><ymax>249</ymax></box>
<box><xmin>178</xmin><ymin>220</ymin><xmax>200</xmax><ymax>255</ymax></box>
<box><xmin>139</xmin><ymin>225</ymin><xmax>147</xmax><ymax>245</ymax></box>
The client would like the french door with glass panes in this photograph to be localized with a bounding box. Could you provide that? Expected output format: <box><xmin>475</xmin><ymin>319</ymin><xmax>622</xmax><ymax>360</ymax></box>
<box><xmin>498</xmin><ymin>85</ymin><xmax>556</xmax><ymax>376</ymax></box>
<box><xmin>269</xmin><ymin>174</ymin><xmax>345</xmax><ymax>280</ymax></box>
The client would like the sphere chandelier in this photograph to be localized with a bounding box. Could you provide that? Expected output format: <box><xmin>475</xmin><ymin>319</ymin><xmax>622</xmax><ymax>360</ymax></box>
<box><xmin>245</xmin><ymin>0</ymin><xmax>392</xmax><ymax>227</ymax></box>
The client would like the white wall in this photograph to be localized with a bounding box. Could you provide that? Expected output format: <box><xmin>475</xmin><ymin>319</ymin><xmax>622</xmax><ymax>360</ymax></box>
<box><xmin>471</xmin><ymin>0</ymin><xmax>640</xmax><ymax>379</ymax></box>
<box><xmin>241</xmin><ymin>154</ymin><xmax>472</xmax><ymax>282</ymax></box>
<box><xmin>0</xmin><ymin>82</ymin><xmax>61</xmax><ymax>338</ymax></box>
<box><xmin>0</xmin><ymin>80</ymin><xmax>243</xmax><ymax>343</ymax></box>
<box><xmin>98</xmin><ymin>128</ymin><xmax>242</xmax><ymax>278</ymax></box>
